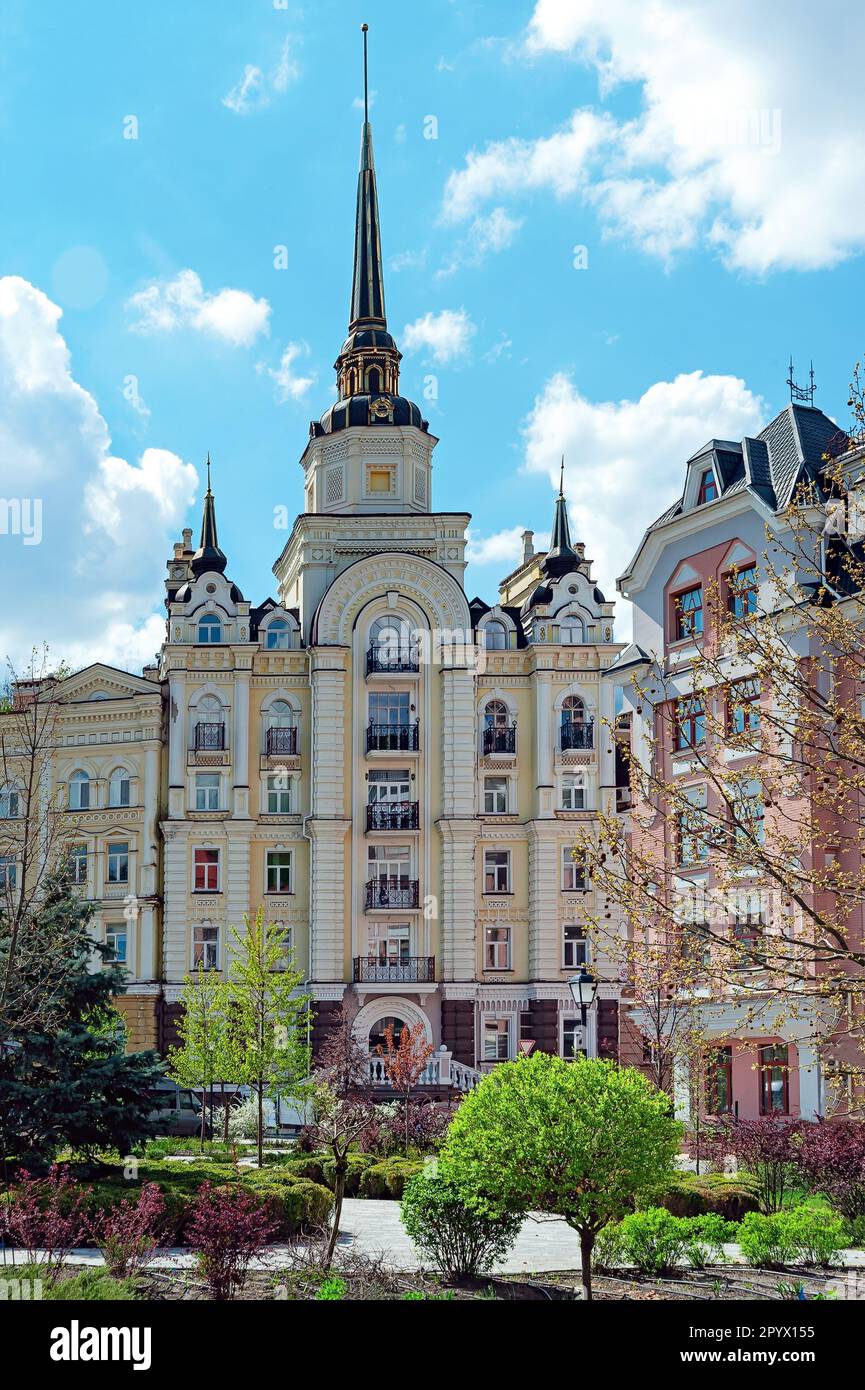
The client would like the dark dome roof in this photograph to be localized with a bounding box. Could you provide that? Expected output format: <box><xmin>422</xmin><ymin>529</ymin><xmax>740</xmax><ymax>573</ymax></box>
<box><xmin>312</xmin><ymin>392</ymin><xmax>429</xmax><ymax>437</ymax></box>
<box><xmin>338</xmin><ymin>325</ymin><xmax>399</xmax><ymax>356</ymax></box>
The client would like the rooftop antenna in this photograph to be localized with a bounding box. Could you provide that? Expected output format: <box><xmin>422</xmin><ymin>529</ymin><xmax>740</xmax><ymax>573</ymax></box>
<box><xmin>786</xmin><ymin>356</ymin><xmax>817</xmax><ymax>406</ymax></box>
<box><xmin>361</xmin><ymin>22</ymin><xmax>369</xmax><ymax>125</ymax></box>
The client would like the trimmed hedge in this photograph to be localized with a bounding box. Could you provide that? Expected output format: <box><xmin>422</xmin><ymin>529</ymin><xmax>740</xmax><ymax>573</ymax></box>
<box><xmin>738</xmin><ymin>1208</ymin><xmax>846</xmax><ymax>1269</ymax></box>
<box><xmin>359</xmin><ymin>1158</ymin><xmax>426</xmax><ymax>1200</ymax></box>
<box><xmin>656</xmin><ymin>1172</ymin><xmax>760</xmax><ymax>1220</ymax></box>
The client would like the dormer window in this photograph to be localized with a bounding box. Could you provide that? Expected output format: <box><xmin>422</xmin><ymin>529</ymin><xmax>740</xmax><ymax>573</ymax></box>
<box><xmin>559</xmin><ymin>617</ymin><xmax>583</xmax><ymax>645</ymax></box>
<box><xmin>198</xmin><ymin>614</ymin><xmax>222</xmax><ymax>644</ymax></box>
<box><xmin>728</xmin><ymin>564</ymin><xmax>758</xmax><ymax>618</ymax></box>
<box><xmin>484</xmin><ymin>621</ymin><xmax>507</xmax><ymax>651</ymax></box>
<box><xmin>697</xmin><ymin>469</ymin><xmax>717</xmax><ymax>505</ymax></box>
<box><xmin>265</xmin><ymin>619</ymin><xmax>290</xmax><ymax>651</ymax></box>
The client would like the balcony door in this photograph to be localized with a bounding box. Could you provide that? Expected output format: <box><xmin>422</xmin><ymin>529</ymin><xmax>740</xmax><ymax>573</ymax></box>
<box><xmin>368</xmin><ymin>843</ymin><xmax>411</xmax><ymax>889</ymax></box>
<box><xmin>368</xmin><ymin>769</ymin><xmax>411</xmax><ymax>804</ymax></box>
<box><xmin>367</xmin><ymin>922</ymin><xmax>411</xmax><ymax>965</ymax></box>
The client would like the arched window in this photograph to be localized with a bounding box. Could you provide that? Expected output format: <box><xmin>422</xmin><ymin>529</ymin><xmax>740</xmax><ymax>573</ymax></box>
<box><xmin>68</xmin><ymin>770</ymin><xmax>90</xmax><ymax>811</ymax></box>
<box><xmin>265</xmin><ymin>619</ymin><xmax>290</xmax><ymax>651</ymax></box>
<box><xmin>194</xmin><ymin>695</ymin><xmax>226</xmax><ymax>752</ymax></box>
<box><xmin>484</xmin><ymin>699</ymin><xmax>509</xmax><ymax>730</ymax></box>
<box><xmin>197</xmin><ymin>614</ymin><xmax>222</xmax><ymax>644</ymax></box>
<box><xmin>108</xmin><ymin>768</ymin><xmax>131</xmax><ymax>808</ymax></box>
<box><xmin>484</xmin><ymin>620</ymin><xmax>507</xmax><ymax>650</ymax></box>
<box><xmin>559</xmin><ymin>616</ymin><xmax>584</xmax><ymax>645</ymax></box>
<box><xmin>483</xmin><ymin>699</ymin><xmax>515</xmax><ymax>755</ymax></box>
<box><xmin>370</xmin><ymin>615</ymin><xmax>410</xmax><ymax>654</ymax></box>
<box><xmin>264</xmin><ymin>698</ymin><xmax>298</xmax><ymax>756</ymax></box>
<box><xmin>0</xmin><ymin>784</ymin><xmax>20</xmax><ymax>819</ymax></box>
<box><xmin>368</xmin><ymin>615</ymin><xmax>417</xmax><ymax>673</ymax></box>
<box><xmin>366</xmin><ymin>367</ymin><xmax>381</xmax><ymax>395</ymax></box>
<box><xmin>561</xmin><ymin>696</ymin><xmax>591</xmax><ymax>751</ymax></box>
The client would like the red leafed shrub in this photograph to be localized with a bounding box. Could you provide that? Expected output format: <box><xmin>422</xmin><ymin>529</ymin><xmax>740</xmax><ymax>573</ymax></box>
<box><xmin>357</xmin><ymin>1101</ymin><xmax>450</xmax><ymax>1157</ymax></box>
<box><xmin>704</xmin><ymin>1118</ymin><xmax>802</xmax><ymax>1213</ymax></box>
<box><xmin>0</xmin><ymin>1165</ymin><xmax>91</xmax><ymax>1284</ymax></box>
<box><xmin>186</xmin><ymin>1181</ymin><xmax>278</xmax><ymax>1300</ymax></box>
<box><xmin>93</xmin><ymin>1182</ymin><xmax>166</xmax><ymax>1277</ymax></box>
<box><xmin>795</xmin><ymin>1121</ymin><xmax>865</xmax><ymax>1223</ymax></box>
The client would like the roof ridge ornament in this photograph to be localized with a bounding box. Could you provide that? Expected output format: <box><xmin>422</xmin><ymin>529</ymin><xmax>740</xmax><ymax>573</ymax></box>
<box><xmin>787</xmin><ymin>356</ymin><xmax>817</xmax><ymax>406</ymax></box>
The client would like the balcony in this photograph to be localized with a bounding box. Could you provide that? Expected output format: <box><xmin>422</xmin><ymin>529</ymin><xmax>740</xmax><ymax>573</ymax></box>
<box><xmin>561</xmin><ymin>719</ymin><xmax>594</xmax><ymax>751</ymax></box>
<box><xmin>355</xmin><ymin>956</ymin><xmax>435</xmax><ymax>985</ymax></box>
<box><xmin>194</xmin><ymin>721</ymin><xmax>225</xmax><ymax>752</ymax></box>
<box><xmin>366</xmin><ymin>721</ymin><xmax>419</xmax><ymax>753</ymax></box>
<box><xmin>366</xmin><ymin>645</ymin><xmax>420</xmax><ymax>676</ymax></box>
<box><xmin>266</xmin><ymin>726</ymin><xmax>298</xmax><ymax>756</ymax></box>
<box><xmin>365</xmin><ymin>878</ymin><xmax>420</xmax><ymax>910</ymax></box>
<box><xmin>366</xmin><ymin>801</ymin><xmax>420</xmax><ymax>832</ymax></box>
<box><xmin>483</xmin><ymin>723</ymin><xmax>517</xmax><ymax>756</ymax></box>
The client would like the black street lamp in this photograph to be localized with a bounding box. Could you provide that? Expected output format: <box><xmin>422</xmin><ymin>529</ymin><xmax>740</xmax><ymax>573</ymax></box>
<box><xmin>568</xmin><ymin>967</ymin><xmax>599</xmax><ymax>1028</ymax></box>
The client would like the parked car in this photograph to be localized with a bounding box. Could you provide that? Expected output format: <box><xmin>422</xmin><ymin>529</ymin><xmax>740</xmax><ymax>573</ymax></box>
<box><xmin>146</xmin><ymin>1080</ymin><xmax>211</xmax><ymax>1138</ymax></box>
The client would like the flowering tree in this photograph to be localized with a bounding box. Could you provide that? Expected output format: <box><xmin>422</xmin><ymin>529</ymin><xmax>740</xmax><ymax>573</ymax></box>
<box><xmin>376</xmin><ymin>1023</ymin><xmax>435</xmax><ymax>1154</ymax></box>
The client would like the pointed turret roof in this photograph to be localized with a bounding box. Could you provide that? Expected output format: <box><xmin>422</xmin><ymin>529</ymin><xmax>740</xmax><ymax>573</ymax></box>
<box><xmin>542</xmin><ymin>459</ymin><xmax>579</xmax><ymax>578</ymax></box>
<box><xmin>350</xmin><ymin>29</ymin><xmax>386</xmax><ymax>331</ymax></box>
<box><xmin>191</xmin><ymin>457</ymin><xmax>228</xmax><ymax>577</ymax></box>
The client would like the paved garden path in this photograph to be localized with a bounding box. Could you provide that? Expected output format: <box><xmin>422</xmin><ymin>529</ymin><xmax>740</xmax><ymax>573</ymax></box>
<box><xmin>4</xmin><ymin>1200</ymin><xmax>865</xmax><ymax>1277</ymax></box>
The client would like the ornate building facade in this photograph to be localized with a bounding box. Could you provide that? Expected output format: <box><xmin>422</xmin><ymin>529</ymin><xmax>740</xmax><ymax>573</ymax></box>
<box><xmin>0</xmin><ymin>94</ymin><xmax>624</xmax><ymax>1088</ymax></box>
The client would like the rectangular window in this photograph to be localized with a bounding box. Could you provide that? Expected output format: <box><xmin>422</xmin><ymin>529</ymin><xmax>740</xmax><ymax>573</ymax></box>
<box><xmin>728</xmin><ymin>677</ymin><xmax>761</xmax><ymax>736</ymax></box>
<box><xmin>482</xmin><ymin>1016</ymin><xmax>511</xmax><ymax>1062</ymax></box>
<box><xmin>0</xmin><ymin>855</ymin><xmax>17</xmax><ymax>890</ymax></box>
<box><xmin>106</xmin><ymin>842</ymin><xmax>129</xmax><ymax>884</ymax></box>
<box><xmin>706</xmin><ymin>1046</ymin><xmax>733</xmax><ymax>1115</ymax></box>
<box><xmin>193</xmin><ymin>848</ymin><xmax>220</xmax><ymax>893</ymax></box>
<box><xmin>675</xmin><ymin>696</ymin><xmax>705</xmax><ymax>750</ymax></box>
<box><xmin>368</xmin><ymin>690</ymin><xmax>411</xmax><ymax>725</ymax></box>
<box><xmin>674</xmin><ymin>585</ymin><xmax>703</xmax><ymax>641</ymax></box>
<box><xmin>483</xmin><ymin>776</ymin><xmax>508</xmax><ymax>815</ymax></box>
<box><xmin>266</xmin><ymin>850</ymin><xmax>293</xmax><ymax>895</ymax></box>
<box><xmin>68</xmin><ymin>844</ymin><xmax>88</xmax><ymax>885</ymax></box>
<box><xmin>759</xmin><ymin>1044</ymin><xmax>789</xmax><ymax>1114</ymax></box>
<box><xmin>484</xmin><ymin>925</ymin><xmax>511</xmax><ymax>971</ymax></box>
<box><xmin>562</xmin><ymin>1019</ymin><xmax>586</xmax><ymax>1060</ymax></box>
<box><xmin>562</xmin><ymin>847</ymin><xmax>587</xmax><ymax>891</ymax></box>
<box><xmin>483</xmin><ymin>849</ymin><xmax>511</xmax><ymax>893</ymax></box>
<box><xmin>697</xmin><ymin>468</ymin><xmax>718</xmax><ymax>505</ymax></box>
<box><xmin>563</xmin><ymin>926</ymin><xmax>588</xmax><ymax>969</ymax></box>
<box><xmin>105</xmin><ymin>925</ymin><xmax>127</xmax><ymax>963</ymax></box>
<box><xmin>561</xmin><ymin>774</ymin><xmax>586</xmax><ymax>811</ymax></box>
<box><xmin>677</xmin><ymin>786</ymin><xmax>710</xmax><ymax>865</ymax></box>
<box><xmin>195</xmin><ymin>773</ymin><xmax>221</xmax><ymax>812</ymax></box>
<box><xmin>193</xmin><ymin>923</ymin><xmax>219</xmax><ymax>970</ymax></box>
<box><xmin>368</xmin><ymin>769</ymin><xmax>411</xmax><ymax>803</ymax></box>
<box><xmin>266</xmin><ymin>773</ymin><xmax>292</xmax><ymax>815</ymax></box>
<box><xmin>732</xmin><ymin>777</ymin><xmax>765</xmax><ymax>854</ymax></box>
<box><xmin>367</xmin><ymin>467</ymin><xmax>393</xmax><ymax>494</ymax></box>
<box><xmin>366</xmin><ymin>921</ymin><xmax>411</xmax><ymax>964</ymax></box>
<box><xmin>732</xmin><ymin>911</ymin><xmax>765</xmax><ymax>969</ymax></box>
<box><xmin>729</xmin><ymin>564</ymin><xmax>759</xmax><ymax>618</ymax></box>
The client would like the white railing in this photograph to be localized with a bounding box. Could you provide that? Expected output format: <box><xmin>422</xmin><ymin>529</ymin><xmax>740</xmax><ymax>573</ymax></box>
<box><xmin>367</xmin><ymin>1047</ymin><xmax>482</xmax><ymax>1091</ymax></box>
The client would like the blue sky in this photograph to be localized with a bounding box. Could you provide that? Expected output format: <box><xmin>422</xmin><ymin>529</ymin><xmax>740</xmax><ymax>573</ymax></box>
<box><xmin>1</xmin><ymin>0</ymin><xmax>864</xmax><ymax>671</ymax></box>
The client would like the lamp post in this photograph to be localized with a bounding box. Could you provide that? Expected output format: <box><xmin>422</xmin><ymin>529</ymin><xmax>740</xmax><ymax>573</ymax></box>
<box><xmin>568</xmin><ymin>967</ymin><xmax>599</xmax><ymax>1029</ymax></box>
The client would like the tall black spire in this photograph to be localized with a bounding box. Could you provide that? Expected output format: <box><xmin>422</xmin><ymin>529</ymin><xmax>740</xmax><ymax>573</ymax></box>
<box><xmin>542</xmin><ymin>458</ymin><xmax>579</xmax><ymax>578</ymax></box>
<box><xmin>349</xmin><ymin>23</ymin><xmax>386</xmax><ymax>330</ymax></box>
<box><xmin>333</xmin><ymin>23</ymin><xmax>402</xmax><ymax>403</ymax></box>
<box><xmin>191</xmin><ymin>455</ymin><xmax>228</xmax><ymax>577</ymax></box>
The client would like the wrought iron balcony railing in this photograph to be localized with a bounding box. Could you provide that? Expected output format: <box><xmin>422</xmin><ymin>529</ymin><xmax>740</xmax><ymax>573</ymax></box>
<box><xmin>366</xmin><ymin>645</ymin><xmax>420</xmax><ymax>676</ymax></box>
<box><xmin>266</xmin><ymin>726</ymin><xmax>298</xmax><ymax>756</ymax></box>
<box><xmin>561</xmin><ymin>718</ymin><xmax>594</xmax><ymax>751</ymax></box>
<box><xmin>365</xmin><ymin>878</ymin><xmax>420</xmax><ymax>910</ymax></box>
<box><xmin>366</xmin><ymin>721</ymin><xmax>419</xmax><ymax>753</ymax></box>
<box><xmin>354</xmin><ymin>956</ymin><xmax>435</xmax><ymax>984</ymax></box>
<box><xmin>194</xmin><ymin>721</ymin><xmax>225</xmax><ymax>752</ymax></box>
<box><xmin>366</xmin><ymin>801</ymin><xmax>420</xmax><ymax>832</ymax></box>
<box><xmin>483</xmin><ymin>723</ymin><xmax>517</xmax><ymax>756</ymax></box>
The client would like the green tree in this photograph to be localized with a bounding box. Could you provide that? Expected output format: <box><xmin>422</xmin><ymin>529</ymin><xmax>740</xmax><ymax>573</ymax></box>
<box><xmin>440</xmin><ymin>1053</ymin><xmax>681</xmax><ymax>1300</ymax></box>
<box><xmin>168</xmin><ymin>967</ymin><xmax>232</xmax><ymax>1148</ymax></box>
<box><xmin>0</xmin><ymin>874</ymin><xmax>162</xmax><ymax>1169</ymax></box>
<box><xmin>225</xmin><ymin>908</ymin><xmax>311</xmax><ymax>1166</ymax></box>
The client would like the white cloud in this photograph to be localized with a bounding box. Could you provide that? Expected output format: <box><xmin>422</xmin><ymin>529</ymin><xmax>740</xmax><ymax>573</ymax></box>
<box><xmin>261</xmin><ymin>342</ymin><xmax>316</xmax><ymax>401</ymax></box>
<box><xmin>0</xmin><ymin>275</ymin><xmax>199</xmax><ymax>672</ymax></box>
<box><xmin>444</xmin><ymin>0</ymin><xmax>865</xmax><ymax>273</ymax></box>
<box><xmin>402</xmin><ymin>308</ymin><xmax>476</xmax><ymax>364</ymax></box>
<box><xmin>442</xmin><ymin>110</ymin><xmax>613</xmax><ymax>223</ymax></box>
<box><xmin>522</xmin><ymin>368</ymin><xmax>767</xmax><ymax>601</ymax></box>
<box><xmin>438</xmin><ymin>207</ymin><xmax>524</xmax><ymax>276</ymax></box>
<box><xmin>466</xmin><ymin>526</ymin><xmax>532</xmax><ymax>568</ymax></box>
<box><xmin>126</xmin><ymin>270</ymin><xmax>271</xmax><ymax>347</ymax></box>
<box><xmin>223</xmin><ymin>37</ymin><xmax>300</xmax><ymax>114</ymax></box>
<box><xmin>389</xmin><ymin>248</ymin><xmax>427</xmax><ymax>273</ymax></box>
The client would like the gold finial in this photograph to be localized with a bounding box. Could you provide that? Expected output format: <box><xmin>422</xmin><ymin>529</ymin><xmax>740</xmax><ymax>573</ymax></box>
<box><xmin>361</xmin><ymin>23</ymin><xmax>369</xmax><ymax>125</ymax></box>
